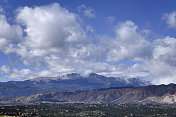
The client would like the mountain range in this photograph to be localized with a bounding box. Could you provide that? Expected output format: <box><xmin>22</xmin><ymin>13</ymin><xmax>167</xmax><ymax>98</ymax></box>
<box><xmin>1</xmin><ymin>83</ymin><xmax>176</xmax><ymax>104</ymax></box>
<box><xmin>1</xmin><ymin>73</ymin><xmax>176</xmax><ymax>104</ymax></box>
<box><xmin>0</xmin><ymin>73</ymin><xmax>150</xmax><ymax>98</ymax></box>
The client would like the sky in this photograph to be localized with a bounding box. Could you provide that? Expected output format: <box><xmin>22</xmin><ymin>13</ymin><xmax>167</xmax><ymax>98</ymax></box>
<box><xmin>1</xmin><ymin>0</ymin><xmax>176</xmax><ymax>84</ymax></box>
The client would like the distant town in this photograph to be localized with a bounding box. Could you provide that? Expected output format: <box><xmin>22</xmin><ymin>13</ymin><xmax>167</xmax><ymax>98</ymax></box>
<box><xmin>1</xmin><ymin>103</ymin><xmax>176</xmax><ymax>117</ymax></box>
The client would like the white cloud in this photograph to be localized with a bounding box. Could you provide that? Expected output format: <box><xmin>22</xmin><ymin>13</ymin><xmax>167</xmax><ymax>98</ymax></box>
<box><xmin>0</xmin><ymin>65</ymin><xmax>32</xmax><ymax>80</ymax></box>
<box><xmin>0</xmin><ymin>3</ymin><xmax>98</xmax><ymax>77</ymax></box>
<box><xmin>1</xmin><ymin>3</ymin><xmax>102</xmax><ymax>80</ymax></box>
<box><xmin>17</xmin><ymin>3</ymin><xmax>85</xmax><ymax>49</ymax></box>
<box><xmin>1</xmin><ymin>3</ymin><xmax>176</xmax><ymax>85</ymax></box>
<box><xmin>0</xmin><ymin>14</ymin><xmax>22</xmax><ymax>41</ymax></box>
<box><xmin>162</xmin><ymin>11</ymin><xmax>176</xmax><ymax>29</ymax></box>
<box><xmin>146</xmin><ymin>61</ymin><xmax>176</xmax><ymax>85</ymax></box>
<box><xmin>0</xmin><ymin>13</ymin><xmax>22</xmax><ymax>54</ymax></box>
<box><xmin>11</xmin><ymin>3</ymin><xmax>96</xmax><ymax>67</ymax></box>
<box><xmin>102</xmin><ymin>21</ymin><xmax>152</xmax><ymax>62</ymax></box>
<box><xmin>0</xmin><ymin>65</ymin><xmax>10</xmax><ymax>73</ymax></box>
<box><xmin>77</xmin><ymin>5</ymin><xmax>95</xmax><ymax>19</ymax></box>
<box><xmin>0</xmin><ymin>37</ymin><xmax>9</xmax><ymax>49</ymax></box>
<box><xmin>153</xmin><ymin>36</ymin><xmax>176</xmax><ymax>66</ymax></box>
<box><xmin>144</xmin><ymin>36</ymin><xmax>176</xmax><ymax>84</ymax></box>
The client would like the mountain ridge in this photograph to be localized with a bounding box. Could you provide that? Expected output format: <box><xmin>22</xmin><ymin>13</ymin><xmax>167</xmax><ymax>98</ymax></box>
<box><xmin>1</xmin><ymin>83</ymin><xmax>176</xmax><ymax>104</ymax></box>
<box><xmin>0</xmin><ymin>73</ymin><xmax>150</xmax><ymax>98</ymax></box>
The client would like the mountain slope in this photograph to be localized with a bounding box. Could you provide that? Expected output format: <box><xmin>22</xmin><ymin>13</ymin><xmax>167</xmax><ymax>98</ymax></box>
<box><xmin>0</xmin><ymin>73</ymin><xmax>150</xmax><ymax>98</ymax></box>
<box><xmin>4</xmin><ymin>83</ymin><xmax>176</xmax><ymax>104</ymax></box>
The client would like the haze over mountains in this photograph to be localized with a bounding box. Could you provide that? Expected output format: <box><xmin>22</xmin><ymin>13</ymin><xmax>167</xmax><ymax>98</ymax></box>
<box><xmin>0</xmin><ymin>73</ymin><xmax>150</xmax><ymax>98</ymax></box>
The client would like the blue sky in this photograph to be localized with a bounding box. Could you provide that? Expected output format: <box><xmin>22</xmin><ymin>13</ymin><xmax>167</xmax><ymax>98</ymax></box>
<box><xmin>2</xmin><ymin>0</ymin><xmax>176</xmax><ymax>36</ymax></box>
<box><xmin>1</xmin><ymin>0</ymin><xmax>176</xmax><ymax>84</ymax></box>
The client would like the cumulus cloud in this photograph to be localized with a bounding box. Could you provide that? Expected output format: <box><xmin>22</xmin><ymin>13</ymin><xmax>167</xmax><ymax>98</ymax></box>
<box><xmin>0</xmin><ymin>3</ymin><xmax>99</xmax><ymax>77</ymax></box>
<box><xmin>0</xmin><ymin>37</ymin><xmax>9</xmax><ymax>50</ymax></box>
<box><xmin>102</xmin><ymin>21</ymin><xmax>152</xmax><ymax>62</ymax></box>
<box><xmin>11</xmin><ymin>3</ymin><xmax>97</xmax><ymax>67</ymax></box>
<box><xmin>145</xmin><ymin>36</ymin><xmax>176</xmax><ymax>84</ymax></box>
<box><xmin>0</xmin><ymin>65</ymin><xmax>62</xmax><ymax>81</ymax></box>
<box><xmin>0</xmin><ymin>13</ymin><xmax>22</xmax><ymax>54</ymax></box>
<box><xmin>17</xmin><ymin>3</ymin><xmax>85</xmax><ymax>49</ymax></box>
<box><xmin>145</xmin><ymin>60</ymin><xmax>176</xmax><ymax>85</ymax></box>
<box><xmin>153</xmin><ymin>36</ymin><xmax>176</xmax><ymax>66</ymax></box>
<box><xmin>1</xmin><ymin>3</ymin><xmax>176</xmax><ymax>85</ymax></box>
<box><xmin>0</xmin><ymin>14</ymin><xmax>22</xmax><ymax>41</ymax></box>
<box><xmin>77</xmin><ymin>4</ymin><xmax>95</xmax><ymax>19</ymax></box>
<box><xmin>0</xmin><ymin>65</ymin><xmax>32</xmax><ymax>80</ymax></box>
<box><xmin>162</xmin><ymin>11</ymin><xmax>176</xmax><ymax>29</ymax></box>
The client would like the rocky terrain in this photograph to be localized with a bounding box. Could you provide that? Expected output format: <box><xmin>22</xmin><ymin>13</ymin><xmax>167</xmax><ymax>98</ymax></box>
<box><xmin>1</xmin><ymin>83</ymin><xmax>176</xmax><ymax>104</ymax></box>
<box><xmin>2</xmin><ymin>73</ymin><xmax>175</xmax><ymax>105</ymax></box>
